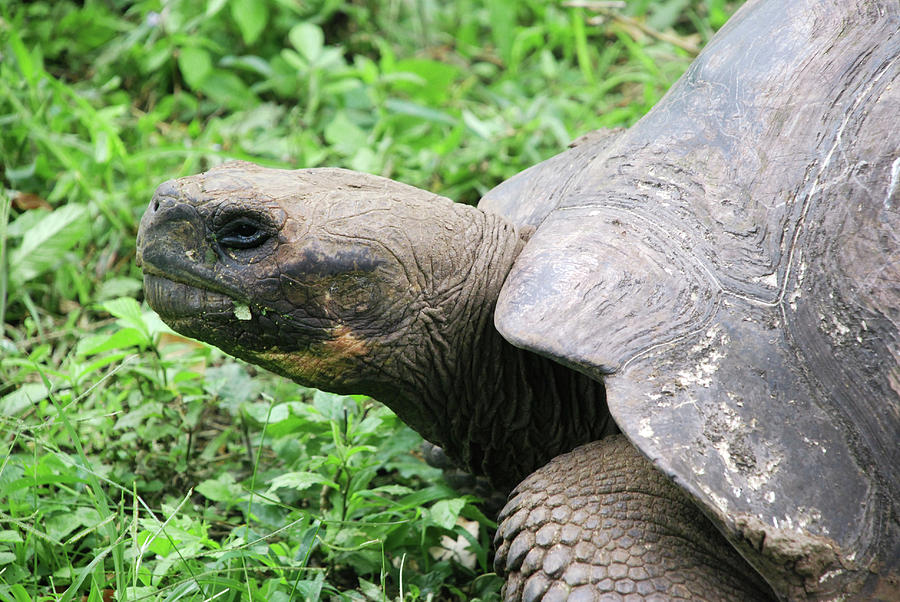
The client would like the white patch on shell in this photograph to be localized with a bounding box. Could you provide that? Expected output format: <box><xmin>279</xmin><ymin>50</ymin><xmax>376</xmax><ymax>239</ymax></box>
<box><xmin>701</xmin><ymin>485</ymin><xmax>730</xmax><ymax>516</ymax></box>
<box><xmin>771</xmin><ymin>507</ymin><xmax>827</xmax><ymax>535</ymax></box>
<box><xmin>711</xmin><ymin>437</ymin><xmax>742</xmax><ymax>496</ymax></box>
<box><xmin>819</xmin><ymin>569</ymin><xmax>844</xmax><ymax>585</ymax></box>
<box><xmin>676</xmin><ymin>327</ymin><xmax>728</xmax><ymax>388</ymax></box>
<box><xmin>886</xmin><ymin>155</ymin><xmax>900</xmax><ymax>209</ymax></box>
<box><xmin>638</xmin><ymin>417</ymin><xmax>654</xmax><ymax>438</ymax></box>
<box><xmin>788</xmin><ymin>250</ymin><xmax>805</xmax><ymax>310</ymax></box>
<box><xmin>790</xmin><ymin>507</ymin><xmax>825</xmax><ymax>534</ymax></box>
<box><xmin>817</xmin><ymin>311</ymin><xmax>857</xmax><ymax>346</ymax></box>
<box><xmin>233</xmin><ymin>303</ymin><xmax>252</xmax><ymax>321</ymax></box>
<box><xmin>753</xmin><ymin>271</ymin><xmax>779</xmax><ymax>289</ymax></box>
<box><xmin>831</xmin><ymin>317</ymin><xmax>850</xmax><ymax>336</ymax></box>
<box><xmin>801</xmin><ymin>435</ymin><xmax>827</xmax><ymax>456</ymax></box>
<box><xmin>747</xmin><ymin>457</ymin><xmax>782</xmax><ymax>491</ymax></box>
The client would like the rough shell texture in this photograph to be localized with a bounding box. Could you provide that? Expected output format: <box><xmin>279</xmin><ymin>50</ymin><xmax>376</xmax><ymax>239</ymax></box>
<box><xmin>482</xmin><ymin>0</ymin><xmax>899</xmax><ymax>596</ymax></box>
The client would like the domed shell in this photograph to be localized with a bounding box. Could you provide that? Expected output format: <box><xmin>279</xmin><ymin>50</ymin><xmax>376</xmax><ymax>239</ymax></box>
<box><xmin>482</xmin><ymin>0</ymin><xmax>900</xmax><ymax>595</ymax></box>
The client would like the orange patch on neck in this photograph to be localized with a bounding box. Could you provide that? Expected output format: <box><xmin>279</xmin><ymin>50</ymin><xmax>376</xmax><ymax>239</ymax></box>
<box><xmin>324</xmin><ymin>325</ymin><xmax>368</xmax><ymax>357</ymax></box>
<box><xmin>250</xmin><ymin>324</ymin><xmax>369</xmax><ymax>388</ymax></box>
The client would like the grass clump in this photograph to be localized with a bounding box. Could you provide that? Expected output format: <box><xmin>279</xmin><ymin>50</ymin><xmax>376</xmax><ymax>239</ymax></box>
<box><xmin>1</xmin><ymin>1</ymin><xmax>738</xmax><ymax>599</ymax></box>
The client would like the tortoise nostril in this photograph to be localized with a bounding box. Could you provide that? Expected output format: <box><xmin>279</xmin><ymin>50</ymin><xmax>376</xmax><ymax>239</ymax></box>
<box><xmin>152</xmin><ymin>180</ymin><xmax>179</xmax><ymax>208</ymax></box>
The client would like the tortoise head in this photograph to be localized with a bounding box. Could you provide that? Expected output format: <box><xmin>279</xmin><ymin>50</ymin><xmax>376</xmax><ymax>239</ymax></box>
<box><xmin>136</xmin><ymin>161</ymin><xmax>523</xmax><ymax>409</ymax></box>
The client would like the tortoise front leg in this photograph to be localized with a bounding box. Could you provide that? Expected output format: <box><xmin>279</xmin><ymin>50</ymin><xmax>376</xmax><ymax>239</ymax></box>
<box><xmin>494</xmin><ymin>435</ymin><xmax>775</xmax><ymax>601</ymax></box>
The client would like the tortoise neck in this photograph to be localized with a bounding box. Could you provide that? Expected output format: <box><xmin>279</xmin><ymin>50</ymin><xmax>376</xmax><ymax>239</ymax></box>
<box><xmin>446</xmin><ymin>322</ymin><xmax>616</xmax><ymax>491</ymax></box>
<box><xmin>384</xmin><ymin>205</ymin><xmax>615</xmax><ymax>491</ymax></box>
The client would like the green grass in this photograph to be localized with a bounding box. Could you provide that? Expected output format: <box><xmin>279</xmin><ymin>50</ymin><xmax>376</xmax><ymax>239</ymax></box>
<box><xmin>0</xmin><ymin>1</ymin><xmax>738</xmax><ymax>599</ymax></box>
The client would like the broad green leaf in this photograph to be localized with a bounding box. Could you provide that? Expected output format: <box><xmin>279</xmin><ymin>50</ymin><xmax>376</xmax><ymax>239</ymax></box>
<box><xmin>312</xmin><ymin>390</ymin><xmax>359</xmax><ymax>421</ymax></box>
<box><xmin>385</xmin><ymin>99</ymin><xmax>456</xmax><ymax>126</ymax></box>
<box><xmin>95</xmin><ymin>277</ymin><xmax>142</xmax><ymax>301</ymax></box>
<box><xmin>0</xmin><ymin>383</ymin><xmax>50</xmax><ymax>415</ymax></box>
<box><xmin>45</xmin><ymin>507</ymin><xmax>101</xmax><ymax>542</ymax></box>
<box><xmin>177</xmin><ymin>46</ymin><xmax>212</xmax><ymax>90</ymax></box>
<box><xmin>141</xmin><ymin>309</ymin><xmax>175</xmax><ymax>337</ymax></box>
<box><xmin>324</xmin><ymin>111</ymin><xmax>368</xmax><ymax>156</ymax></box>
<box><xmin>429</xmin><ymin>498</ymin><xmax>466</xmax><ymax>530</ymax></box>
<box><xmin>121</xmin><ymin>588</ymin><xmax>156</xmax><ymax>601</ymax></box>
<box><xmin>1</xmin><ymin>474</ymin><xmax>87</xmax><ymax>498</ymax></box>
<box><xmin>220</xmin><ymin>54</ymin><xmax>274</xmax><ymax>77</ymax></box>
<box><xmin>9</xmin><ymin>204</ymin><xmax>87</xmax><ymax>285</ymax></box>
<box><xmin>243</xmin><ymin>400</ymin><xmax>309</xmax><ymax>430</ymax></box>
<box><xmin>351</xmin><ymin>484</ymin><xmax>414</xmax><ymax>500</ymax></box>
<box><xmin>344</xmin><ymin>445</ymin><xmax>377</xmax><ymax>460</ymax></box>
<box><xmin>289</xmin><ymin>23</ymin><xmax>324</xmax><ymax>63</ymax></box>
<box><xmin>196</xmin><ymin>473</ymin><xmax>242</xmax><ymax>503</ymax></box>
<box><xmin>280</xmin><ymin>48</ymin><xmax>306</xmax><ymax>71</ymax></box>
<box><xmin>4</xmin><ymin>584</ymin><xmax>32</xmax><ymax>602</ymax></box>
<box><xmin>206</xmin><ymin>0</ymin><xmax>228</xmax><ymax>18</ymax></box>
<box><xmin>205</xmin><ymin>363</ymin><xmax>258</xmax><ymax>412</ymax></box>
<box><xmin>268</xmin><ymin>471</ymin><xmax>338</xmax><ymax>492</ymax></box>
<box><xmin>101</xmin><ymin>297</ymin><xmax>147</xmax><ymax>335</ymax></box>
<box><xmin>6</xmin><ymin>205</ymin><xmax>43</xmax><ymax>238</ymax></box>
<box><xmin>316</xmin><ymin>47</ymin><xmax>346</xmax><ymax>70</ymax></box>
<box><xmin>137</xmin><ymin>529</ymin><xmax>174</xmax><ymax>556</ymax></box>
<box><xmin>113</xmin><ymin>401</ymin><xmax>163</xmax><ymax>430</ymax></box>
<box><xmin>290</xmin><ymin>576</ymin><xmax>325</xmax><ymax>601</ymax></box>
<box><xmin>3</xmin><ymin>160</ymin><xmax>36</xmax><ymax>184</ymax></box>
<box><xmin>75</xmin><ymin>328</ymin><xmax>148</xmax><ymax>356</ymax></box>
<box><xmin>391</xmin><ymin>58</ymin><xmax>460</xmax><ymax>104</ymax></box>
<box><xmin>0</xmin><ymin>530</ymin><xmax>23</xmax><ymax>544</ymax></box>
<box><xmin>230</xmin><ymin>0</ymin><xmax>269</xmax><ymax>46</ymax></box>
<box><xmin>198</xmin><ymin>71</ymin><xmax>258</xmax><ymax>110</ymax></box>
<box><xmin>250</xmin><ymin>401</ymin><xmax>303</xmax><ymax>424</ymax></box>
<box><xmin>357</xmin><ymin>578</ymin><xmax>383</xmax><ymax>600</ymax></box>
<box><xmin>140</xmin><ymin>41</ymin><xmax>172</xmax><ymax>74</ymax></box>
<box><xmin>349</xmin><ymin>147</ymin><xmax>378</xmax><ymax>173</ymax></box>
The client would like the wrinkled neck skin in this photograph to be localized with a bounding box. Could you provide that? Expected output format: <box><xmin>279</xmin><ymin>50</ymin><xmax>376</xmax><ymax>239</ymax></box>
<box><xmin>367</xmin><ymin>206</ymin><xmax>616</xmax><ymax>492</ymax></box>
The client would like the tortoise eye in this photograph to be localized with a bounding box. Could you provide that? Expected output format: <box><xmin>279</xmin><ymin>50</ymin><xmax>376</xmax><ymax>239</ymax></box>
<box><xmin>217</xmin><ymin>216</ymin><xmax>270</xmax><ymax>249</ymax></box>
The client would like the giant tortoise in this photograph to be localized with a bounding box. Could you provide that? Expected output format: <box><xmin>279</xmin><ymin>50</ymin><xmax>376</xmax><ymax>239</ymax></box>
<box><xmin>136</xmin><ymin>0</ymin><xmax>899</xmax><ymax>599</ymax></box>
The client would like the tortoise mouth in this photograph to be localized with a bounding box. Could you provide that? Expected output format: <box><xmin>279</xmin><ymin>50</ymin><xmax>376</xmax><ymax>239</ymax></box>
<box><xmin>143</xmin><ymin>273</ymin><xmax>236</xmax><ymax>319</ymax></box>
